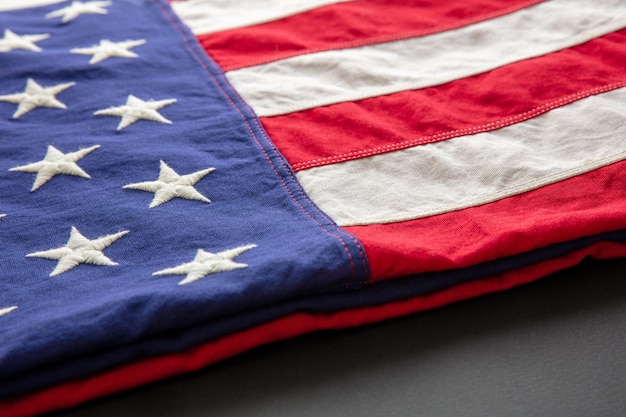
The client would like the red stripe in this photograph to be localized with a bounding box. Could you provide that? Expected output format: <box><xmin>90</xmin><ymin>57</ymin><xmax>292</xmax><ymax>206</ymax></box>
<box><xmin>2</xmin><ymin>241</ymin><xmax>624</xmax><ymax>417</ymax></box>
<box><xmin>201</xmin><ymin>0</ymin><xmax>545</xmax><ymax>71</ymax></box>
<box><xmin>259</xmin><ymin>30</ymin><xmax>626</xmax><ymax>171</ymax></box>
<box><xmin>346</xmin><ymin>160</ymin><xmax>626</xmax><ymax>281</ymax></box>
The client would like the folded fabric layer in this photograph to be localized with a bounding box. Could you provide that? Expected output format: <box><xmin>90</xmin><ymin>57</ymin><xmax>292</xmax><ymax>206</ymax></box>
<box><xmin>3</xmin><ymin>228</ymin><xmax>626</xmax><ymax>401</ymax></box>
<box><xmin>3</xmin><ymin>241</ymin><xmax>626</xmax><ymax>417</ymax></box>
<box><xmin>1</xmin><ymin>0</ymin><xmax>625</xmax><ymax>415</ymax></box>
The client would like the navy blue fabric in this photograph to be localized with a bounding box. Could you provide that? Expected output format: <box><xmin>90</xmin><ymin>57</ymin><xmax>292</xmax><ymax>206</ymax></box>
<box><xmin>0</xmin><ymin>0</ymin><xmax>368</xmax><ymax>386</ymax></box>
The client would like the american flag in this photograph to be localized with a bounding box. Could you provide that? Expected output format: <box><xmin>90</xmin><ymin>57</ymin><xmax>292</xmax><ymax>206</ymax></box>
<box><xmin>1</xmin><ymin>0</ymin><xmax>626</xmax><ymax>415</ymax></box>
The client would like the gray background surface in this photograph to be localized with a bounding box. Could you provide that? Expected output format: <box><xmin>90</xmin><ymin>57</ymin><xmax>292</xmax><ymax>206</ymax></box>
<box><xmin>50</xmin><ymin>258</ymin><xmax>626</xmax><ymax>417</ymax></box>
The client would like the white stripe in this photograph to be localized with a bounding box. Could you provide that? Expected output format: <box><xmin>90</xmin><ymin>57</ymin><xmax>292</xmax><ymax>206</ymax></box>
<box><xmin>171</xmin><ymin>0</ymin><xmax>351</xmax><ymax>35</ymax></box>
<box><xmin>296</xmin><ymin>87</ymin><xmax>626</xmax><ymax>226</ymax></box>
<box><xmin>0</xmin><ymin>0</ymin><xmax>64</xmax><ymax>12</ymax></box>
<box><xmin>227</xmin><ymin>0</ymin><xmax>626</xmax><ymax>117</ymax></box>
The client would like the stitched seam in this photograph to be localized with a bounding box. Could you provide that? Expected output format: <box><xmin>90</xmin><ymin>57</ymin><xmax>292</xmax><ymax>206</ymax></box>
<box><xmin>463</xmin><ymin>153</ymin><xmax>626</xmax><ymax>206</ymax></box>
<box><xmin>242</xmin><ymin>20</ymin><xmax>626</xmax><ymax>117</ymax></box>
<box><xmin>250</xmin><ymin>110</ymin><xmax>369</xmax><ymax>285</ymax></box>
<box><xmin>155</xmin><ymin>0</ymin><xmax>364</xmax><ymax>282</ymax></box>
<box><xmin>155</xmin><ymin>2</ymin><xmax>359</xmax><ymax>278</ymax></box>
<box><xmin>292</xmin><ymin>82</ymin><xmax>626</xmax><ymax>171</ymax></box>
<box><xmin>222</xmin><ymin>0</ymin><xmax>546</xmax><ymax>71</ymax></box>
<box><xmin>340</xmin><ymin>152</ymin><xmax>626</xmax><ymax>226</ymax></box>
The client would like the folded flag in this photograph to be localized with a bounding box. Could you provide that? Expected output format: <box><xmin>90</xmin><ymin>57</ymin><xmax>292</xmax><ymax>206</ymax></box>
<box><xmin>1</xmin><ymin>0</ymin><xmax>625</xmax><ymax>415</ymax></box>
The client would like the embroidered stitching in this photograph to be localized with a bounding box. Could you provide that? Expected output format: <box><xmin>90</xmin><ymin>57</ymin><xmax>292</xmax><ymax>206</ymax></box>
<box><xmin>0</xmin><ymin>78</ymin><xmax>75</xmax><ymax>119</ymax></box>
<box><xmin>10</xmin><ymin>144</ymin><xmax>100</xmax><ymax>192</ymax></box>
<box><xmin>71</xmin><ymin>39</ymin><xmax>146</xmax><ymax>64</ymax></box>
<box><xmin>0</xmin><ymin>306</ymin><xmax>17</xmax><ymax>318</ymax></box>
<box><xmin>0</xmin><ymin>29</ymin><xmax>50</xmax><ymax>53</ymax></box>
<box><xmin>156</xmin><ymin>0</ymin><xmax>367</xmax><ymax>282</ymax></box>
<box><xmin>46</xmin><ymin>1</ymin><xmax>112</xmax><ymax>23</ymax></box>
<box><xmin>153</xmin><ymin>244</ymin><xmax>257</xmax><ymax>285</ymax></box>
<box><xmin>27</xmin><ymin>226</ymin><xmax>129</xmax><ymax>277</ymax></box>
<box><xmin>123</xmin><ymin>160</ymin><xmax>215</xmax><ymax>208</ymax></box>
<box><xmin>94</xmin><ymin>94</ymin><xmax>177</xmax><ymax>131</ymax></box>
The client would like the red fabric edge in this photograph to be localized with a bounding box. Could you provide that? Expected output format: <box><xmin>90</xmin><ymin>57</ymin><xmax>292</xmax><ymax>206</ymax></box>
<box><xmin>2</xmin><ymin>241</ymin><xmax>625</xmax><ymax>417</ymax></box>
<box><xmin>347</xmin><ymin>160</ymin><xmax>626</xmax><ymax>280</ymax></box>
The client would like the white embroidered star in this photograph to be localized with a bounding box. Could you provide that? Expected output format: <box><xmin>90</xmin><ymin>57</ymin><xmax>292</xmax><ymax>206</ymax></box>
<box><xmin>0</xmin><ymin>214</ymin><xmax>5</xmax><ymax>219</ymax></box>
<box><xmin>10</xmin><ymin>145</ymin><xmax>100</xmax><ymax>192</ymax></box>
<box><xmin>123</xmin><ymin>160</ymin><xmax>215</xmax><ymax>208</ymax></box>
<box><xmin>0</xmin><ymin>306</ymin><xmax>17</xmax><ymax>318</ymax></box>
<box><xmin>0</xmin><ymin>29</ymin><xmax>50</xmax><ymax>53</ymax></box>
<box><xmin>46</xmin><ymin>1</ymin><xmax>112</xmax><ymax>23</ymax></box>
<box><xmin>27</xmin><ymin>226</ymin><xmax>129</xmax><ymax>277</ymax></box>
<box><xmin>0</xmin><ymin>78</ymin><xmax>75</xmax><ymax>119</ymax></box>
<box><xmin>94</xmin><ymin>95</ymin><xmax>177</xmax><ymax>131</ymax></box>
<box><xmin>71</xmin><ymin>39</ymin><xmax>146</xmax><ymax>64</ymax></box>
<box><xmin>153</xmin><ymin>244</ymin><xmax>257</xmax><ymax>285</ymax></box>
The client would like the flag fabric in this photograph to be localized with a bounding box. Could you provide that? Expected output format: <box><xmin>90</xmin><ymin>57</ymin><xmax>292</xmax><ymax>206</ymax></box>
<box><xmin>1</xmin><ymin>0</ymin><xmax>625</xmax><ymax>415</ymax></box>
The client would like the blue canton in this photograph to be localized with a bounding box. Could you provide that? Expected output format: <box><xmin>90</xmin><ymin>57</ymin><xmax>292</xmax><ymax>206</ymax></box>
<box><xmin>0</xmin><ymin>0</ymin><xmax>368</xmax><ymax>398</ymax></box>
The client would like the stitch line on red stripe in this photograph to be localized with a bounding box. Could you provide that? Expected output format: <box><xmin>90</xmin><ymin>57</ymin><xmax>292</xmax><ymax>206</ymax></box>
<box><xmin>292</xmin><ymin>82</ymin><xmax>626</xmax><ymax>172</ymax></box>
